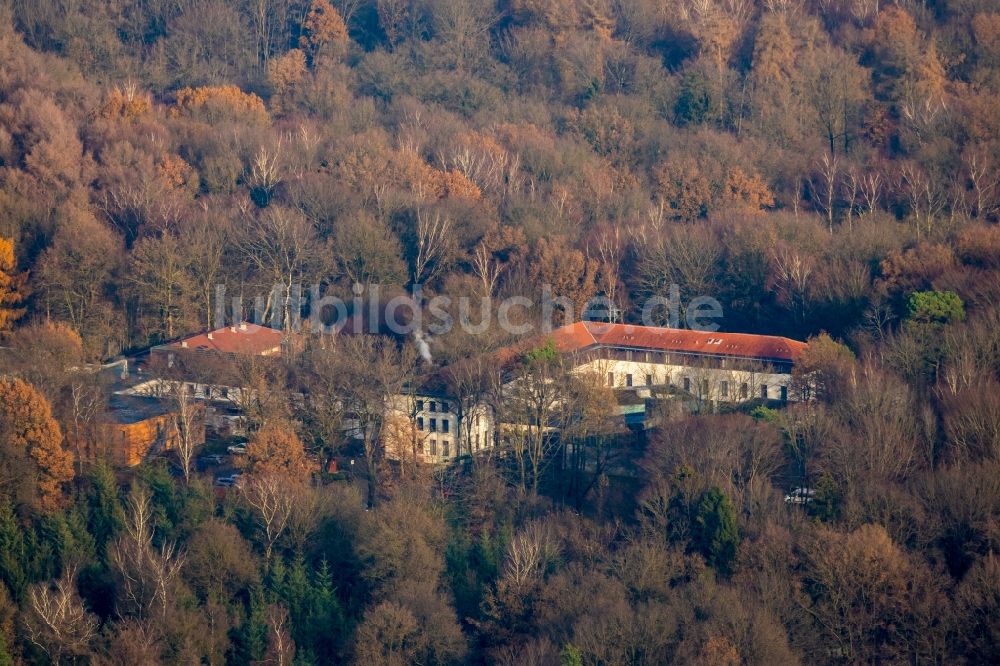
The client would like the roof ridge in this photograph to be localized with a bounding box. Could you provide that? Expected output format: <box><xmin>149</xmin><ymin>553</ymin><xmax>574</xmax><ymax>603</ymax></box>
<box><xmin>561</xmin><ymin>321</ymin><xmax>807</xmax><ymax>361</ymax></box>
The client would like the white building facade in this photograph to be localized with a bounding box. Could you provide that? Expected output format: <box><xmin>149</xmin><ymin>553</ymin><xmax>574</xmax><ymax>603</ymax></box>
<box><xmin>383</xmin><ymin>392</ymin><xmax>496</xmax><ymax>465</ymax></box>
<box><xmin>549</xmin><ymin>321</ymin><xmax>807</xmax><ymax>404</ymax></box>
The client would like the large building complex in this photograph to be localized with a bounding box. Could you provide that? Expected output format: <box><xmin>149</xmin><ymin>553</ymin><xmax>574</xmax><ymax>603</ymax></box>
<box><xmin>115</xmin><ymin>320</ymin><xmax>807</xmax><ymax>466</ymax></box>
<box><xmin>544</xmin><ymin>321</ymin><xmax>807</xmax><ymax>403</ymax></box>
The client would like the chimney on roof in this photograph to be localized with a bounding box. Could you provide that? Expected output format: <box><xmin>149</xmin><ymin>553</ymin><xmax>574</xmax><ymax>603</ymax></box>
<box><xmin>239</xmin><ymin>322</ymin><xmax>247</xmax><ymax>331</ymax></box>
<box><xmin>230</xmin><ymin>326</ymin><xmax>236</xmax><ymax>333</ymax></box>
<box><xmin>207</xmin><ymin>332</ymin><xmax>214</xmax><ymax>340</ymax></box>
<box><xmin>181</xmin><ymin>341</ymin><xmax>188</xmax><ymax>348</ymax></box>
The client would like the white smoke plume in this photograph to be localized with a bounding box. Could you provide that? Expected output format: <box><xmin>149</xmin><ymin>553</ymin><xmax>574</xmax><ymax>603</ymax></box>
<box><xmin>413</xmin><ymin>330</ymin><xmax>433</xmax><ymax>364</ymax></box>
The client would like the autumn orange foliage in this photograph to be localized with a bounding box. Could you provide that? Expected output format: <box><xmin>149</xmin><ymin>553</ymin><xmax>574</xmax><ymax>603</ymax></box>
<box><xmin>0</xmin><ymin>377</ymin><xmax>74</xmax><ymax>511</ymax></box>
<box><xmin>268</xmin><ymin>49</ymin><xmax>309</xmax><ymax>114</ymax></box>
<box><xmin>394</xmin><ymin>148</ymin><xmax>481</xmax><ymax>201</ymax></box>
<box><xmin>171</xmin><ymin>85</ymin><xmax>269</xmax><ymax>125</ymax></box>
<box><xmin>723</xmin><ymin>168</ymin><xmax>775</xmax><ymax>212</ymax></box>
<box><xmin>528</xmin><ymin>237</ymin><xmax>600</xmax><ymax>318</ymax></box>
<box><xmin>100</xmin><ymin>83</ymin><xmax>152</xmax><ymax>121</ymax></box>
<box><xmin>879</xmin><ymin>243</ymin><xmax>956</xmax><ymax>292</ymax></box>
<box><xmin>244</xmin><ymin>420</ymin><xmax>310</xmax><ymax>480</ymax></box>
<box><xmin>653</xmin><ymin>159</ymin><xmax>711</xmax><ymax>221</ymax></box>
<box><xmin>439</xmin><ymin>169</ymin><xmax>481</xmax><ymax>200</ymax></box>
<box><xmin>156</xmin><ymin>153</ymin><xmax>198</xmax><ymax>191</ymax></box>
<box><xmin>0</xmin><ymin>235</ymin><xmax>27</xmax><ymax>331</ymax></box>
<box><xmin>300</xmin><ymin>0</ymin><xmax>349</xmax><ymax>63</ymax></box>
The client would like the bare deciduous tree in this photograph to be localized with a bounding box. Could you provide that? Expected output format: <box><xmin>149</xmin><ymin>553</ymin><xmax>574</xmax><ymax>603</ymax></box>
<box><xmin>502</xmin><ymin>349</ymin><xmax>585</xmax><ymax>494</ymax></box>
<box><xmin>897</xmin><ymin>162</ymin><xmax>947</xmax><ymax>238</ymax></box>
<box><xmin>171</xmin><ymin>381</ymin><xmax>202</xmax><ymax>484</ymax></box>
<box><xmin>964</xmin><ymin>150</ymin><xmax>1000</xmax><ymax>221</ymax></box>
<box><xmin>810</xmin><ymin>152</ymin><xmax>840</xmax><ymax>233</ymax></box>
<box><xmin>239</xmin><ymin>207</ymin><xmax>318</xmax><ymax>328</ymax></box>
<box><xmin>471</xmin><ymin>241</ymin><xmax>504</xmax><ymax>299</ymax></box>
<box><xmin>24</xmin><ymin>564</ymin><xmax>97</xmax><ymax>664</ymax></box>
<box><xmin>69</xmin><ymin>377</ymin><xmax>103</xmax><ymax>475</ymax></box>
<box><xmin>334</xmin><ymin>0</ymin><xmax>365</xmax><ymax>26</ymax></box>
<box><xmin>503</xmin><ymin>521</ymin><xmax>559</xmax><ymax>594</ymax></box>
<box><xmin>246</xmin><ymin>142</ymin><xmax>283</xmax><ymax>207</ymax></box>
<box><xmin>593</xmin><ymin>225</ymin><xmax>625</xmax><ymax>322</ymax></box>
<box><xmin>334</xmin><ymin>335</ymin><xmax>415</xmax><ymax>508</ymax></box>
<box><xmin>859</xmin><ymin>170</ymin><xmax>883</xmax><ymax>215</ymax></box>
<box><xmin>412</xmin><ymin>209</ymin><xmax>454</xmax><ymax>286</ymax></box>
<box><xmin>110</xmin><ymin>487</ymin><xmax>185</xmax><ymax>620</ymax></box>
<box><xmin>842</xmin><ymin>166</ymin><xmax>860</xmax><ymax>231</ymax></box>
<box><xmin>240</xmin><ymin>471</ymin><xmax>296</xmax><ymax>560</ymax></box>
<box><xmin>770</xmin><ymin>245</ymin><xmax>814</xmax><ymax>328</ymax></box>
<box><xmin>265</xmin><ymin>604</ymin><xmax>296</xmax><ymax>666</ymax></box>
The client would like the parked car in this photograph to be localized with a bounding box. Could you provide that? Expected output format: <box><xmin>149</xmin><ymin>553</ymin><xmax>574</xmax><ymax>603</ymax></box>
<box><xmin>784</xmin><ymin>487</ymin><xmax>815</xmax><ymax>504</ymax></box>
<box><xmin>215</xmin><ymin>472</ymin><xmax>244</xmax><ymax>487</ymax></box>
<box><xmin>227</xmin><ymin>443</ymin><xmax>247</xmax><ymax>455</ymax></box>
<box><xmin>203</xmin><ymin>453</ymin><xmax>225</xmax><ymax>465</ymax></box>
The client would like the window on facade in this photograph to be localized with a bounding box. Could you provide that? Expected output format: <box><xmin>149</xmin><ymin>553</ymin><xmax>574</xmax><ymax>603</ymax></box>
<box><xmin>720</xmin><ymin>381</ymin><xmax>729</xmax><ymax>398</ymax></box>
<box><xmin>761</xmin><ymin>385</ymin><xmax>768</xmax><ymax>399</ymax></box>
<box><xmin>702</xmin><ymin>379</ymin><xmax>709</xmax><ymax>395</ymax></box>
<box><xmin>626</xmin><ymin>374</ymin><xmax>633</xmax><ymax>387</ymax></box>
<box><xmin>430</xmin><ymin>401</ymin><xmax>438</xmax><ymax>412</ymax></box>
<box><xmin>683</xmin><ymin>377</ymin><xmax>690</xmax><ymax>392</ymax></box>
<box><xmin>442</xmin><ymin>402</ymin><xmax>449</xmax><ymax>412</ymax></box>
<box><xmin>740</xmin><ymin>383</ymin><xmax>749</xmax><ymax>398</ymax></box>
<box><xmin>475</xmin><ymin>433</ymin><xmax>480</xmax><ymax>450</ymax></box>
<box><xmin>442</xmin><ymin>419</ymin><xmax>450</xmax><ymax>433</ymax></box>
<box><xmin>780</xmin><ymin>385</ymin><xmax>788</xmax><ymax>401</ymax></box>
<box><xmin>443</xmin><ymin>441</ymin><xmax>450</xmax><ymax>457</ymax></box>
<box><xmin>646</xmin><ymin>374</ymin><xmax>652</xmax><ymax>386</ymax></box>
<box><xmin>608</xmin><ymin>372</ymin><xmax>614</xmax><ymax>387</ymax></box>
<box><xmin>430</xmin><ymin>418</ymin><xmax>437</xmax><ymax>432</ymax></box>
<box><xmin>626</xmin><ymin>350</ymin><xmax>633</xmax><ymax>361</ymax></box>
<box><xmin>416</xmin><ymin>400</ymin><xmax>424</xmax><ymax>411</ymax></box>
<box><xmin>430</xmin><ymin>439</ymin><xmax>437</xmax><ymax>455</ymax></box>
<box><xmin>417</xmin><ymin>417</ymin><xmax>424</xmax><ymax>431</ymax></box>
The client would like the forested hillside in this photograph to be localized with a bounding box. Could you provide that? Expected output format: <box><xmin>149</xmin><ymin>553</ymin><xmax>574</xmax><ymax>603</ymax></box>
<box><xmin>1</xmin><ymin>0</ymin><xmax>1000</xmax><ymax>663</ymax></box>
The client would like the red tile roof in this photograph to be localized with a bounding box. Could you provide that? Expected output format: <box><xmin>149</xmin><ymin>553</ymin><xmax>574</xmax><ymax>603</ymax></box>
<box><xmin>539</xmin><ymin>321</ymin><xmax>806</xmax><ymax>363</ymax></box>
<box><xmin>160</xmin><ymin>324</ymin><xmax>284</xmax><ymax>356</ymax></box>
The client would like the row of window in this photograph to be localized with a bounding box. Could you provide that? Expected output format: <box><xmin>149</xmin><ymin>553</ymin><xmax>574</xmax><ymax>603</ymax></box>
<box><xmin>425</xmin><ymin>432</ymin><xmax>490</xmax><ymax>459</ymax></box>
<box><xmin>610</xmin><ymin>373</ymin><xmax>661</xmax><ymax>388</ymax></box>
<box><xmin>424</xmin><ymin>429</ymin><xmax>492</xmax><ymax>460</ymax></box>
<box><xmin>415</xmin><ymin>400</ymin><xmax>450</xmax><ymax>413</ymax></box>
<box><xmin>416</xmin><ymin>417</ymin><xmax>450</xmax><ymax>433</ymax></box>
<box><xmin>609</xmin><ymin>373</ymin><xmax>787</xmax><ymax>400</ymax></box>
<box><xmin>426</xmin><ymin>439</ymin><xmax>450</xmax><ymax>457</ymax></box>
<box><xmin>415</xmin><ymin>410</ymin><xmax>486</xmax><ymax>433</ymax></box>
<box><xmin>579</xmin><ymin>347</ymin><xmax>793</xmax><ymax>374</ymax></box>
